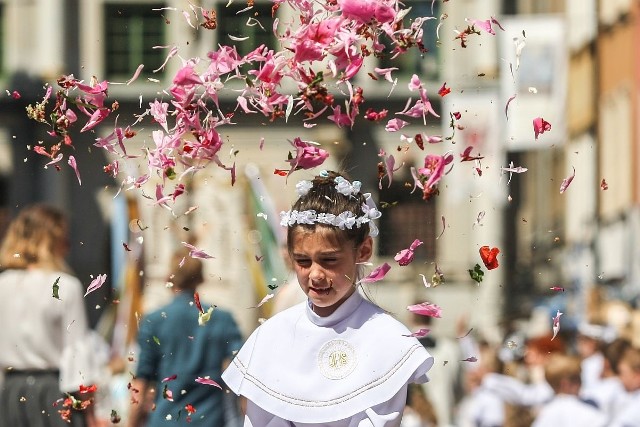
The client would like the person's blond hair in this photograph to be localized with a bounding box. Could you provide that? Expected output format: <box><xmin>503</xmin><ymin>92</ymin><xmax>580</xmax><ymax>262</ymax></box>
<box><xmin>544</xmin><ymin>353</ymin><xmax>581</xmax><ymax>393</ymax></box>
<box><xmin>0</xmin><ymin>204</ymin><xmax>69</xmax><ymax>272</ymax></box>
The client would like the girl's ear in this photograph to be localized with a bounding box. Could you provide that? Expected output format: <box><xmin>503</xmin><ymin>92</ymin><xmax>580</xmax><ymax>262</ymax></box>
<box><xmin>356</xmin><ymin>236</ymin><xmax>373</xmax><ymax>263</ymax></box>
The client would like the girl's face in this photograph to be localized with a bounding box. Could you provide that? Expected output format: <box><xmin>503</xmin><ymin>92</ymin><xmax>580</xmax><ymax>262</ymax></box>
<box><xmin>618</xmin><ymin>361</ymin><xmax>640</xmax><ymax>392</ymax></box>
<box><xmin>290</xmin><ymin>229</ymin><xmax>372</xmax><ymax>317</ymax></box>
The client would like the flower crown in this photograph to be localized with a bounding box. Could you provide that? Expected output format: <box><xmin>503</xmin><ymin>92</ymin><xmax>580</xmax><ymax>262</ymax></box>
<box><xmin>280</xmin><ymin>174</ymin><xmax>381</xmax><ymax>237</ymax></box>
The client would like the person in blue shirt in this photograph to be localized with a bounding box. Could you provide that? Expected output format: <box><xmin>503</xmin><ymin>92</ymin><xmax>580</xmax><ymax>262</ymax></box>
<box><xmin>128</xmin><ymin>246</ymin><xmax>243</xmax><ymax>426</ymax></box>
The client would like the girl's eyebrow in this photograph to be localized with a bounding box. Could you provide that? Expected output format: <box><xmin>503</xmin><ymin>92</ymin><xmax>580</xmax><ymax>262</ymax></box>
<box><xmin>292</xmin><ymin>249</ymin><xmax>342</xmax><ymax>257</ymax></box>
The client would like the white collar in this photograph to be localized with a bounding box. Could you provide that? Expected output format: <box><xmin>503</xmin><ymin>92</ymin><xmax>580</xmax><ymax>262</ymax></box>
<box><xmin>305</xmin><ymin>288</ymin><xmax>363</xmax><ymax>327</ymax></box>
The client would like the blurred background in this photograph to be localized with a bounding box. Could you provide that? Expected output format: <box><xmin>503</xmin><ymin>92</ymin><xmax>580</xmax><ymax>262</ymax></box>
<box><xmin>0</xmin><ymin>0</ymin><xmax>639</xmax><ymax>424</ymax></box>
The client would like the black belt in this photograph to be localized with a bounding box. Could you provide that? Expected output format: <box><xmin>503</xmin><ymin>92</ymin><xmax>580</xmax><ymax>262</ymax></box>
<box><xmin>4</xmin><ymin>369</ymin><xmax>59</xmax><ymax>376</ymax></box>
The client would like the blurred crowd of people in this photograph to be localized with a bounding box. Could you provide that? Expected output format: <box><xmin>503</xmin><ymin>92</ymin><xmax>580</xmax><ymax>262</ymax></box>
<box><xmin>399</xmin><ymin>294</ymin><xmax>640</xmax><ymax>427</ymax></box>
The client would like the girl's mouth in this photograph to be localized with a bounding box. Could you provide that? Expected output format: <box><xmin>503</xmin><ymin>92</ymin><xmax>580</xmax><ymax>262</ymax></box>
<box><xmin>311</xmin><ymin>287</ymin><xmax>332</xmax><ymax>295</ymax></box>
<box><xmin>311</xmin><ymin>279</ymin><xmax>333</xmax><ymax>295</ymax></box>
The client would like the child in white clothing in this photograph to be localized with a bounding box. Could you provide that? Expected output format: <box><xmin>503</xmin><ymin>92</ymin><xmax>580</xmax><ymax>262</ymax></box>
<box><xmin>223</xmin><ymin>171</ymin><xmax>434</xmax><ymax>426</ymax></box>
<box><xmin>532</xmin><ymin>353</ymin><xmax>606</xmax><ymax>427</ymax></box>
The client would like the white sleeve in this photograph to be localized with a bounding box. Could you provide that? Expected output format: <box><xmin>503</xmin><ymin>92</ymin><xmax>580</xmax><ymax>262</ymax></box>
<box><xmin>349</xmin><ymin>386</ymin><xmax>406</xmax><ymax>427</ymax></box>
<box><xmin>482</xmin><ymin>373</ymin><xmax>553</xmax><ymax>406</ymax></box>
<box><xmin>244</xmin><ymin>400</ymin><xmax>293</xmax><ymax>427</ymax></box>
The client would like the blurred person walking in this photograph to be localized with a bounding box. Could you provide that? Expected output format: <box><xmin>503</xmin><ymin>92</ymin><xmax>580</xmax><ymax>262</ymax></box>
<box><xmin>581</xmin><ymin>337</ymin><xmax>632</xmax><ymax>422</ymax></box>
<box><xmin>609</xmin><ymin>345</ymin><xmax>640</xmax><ymax>427</ymax></box>
<box><xmin>0</xmin><ymin>204</ymin><xmax>98</xmax><ymax>427</ymax></box>
<box><xmin>532</xmin><ymin>353</ymin><xmax>606</xmax><ymax>427</ymax></box>
<box><xmin>127</xmin><ymin>246</ymin><xmax>243</xmax><ymax>426</ymax></box>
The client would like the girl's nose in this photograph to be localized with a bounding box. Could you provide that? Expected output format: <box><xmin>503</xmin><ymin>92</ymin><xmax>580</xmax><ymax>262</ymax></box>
<box><xmin>309</xmin><ymin>265</ymin><xmax>325</xmax><ymax>283</ymax></box>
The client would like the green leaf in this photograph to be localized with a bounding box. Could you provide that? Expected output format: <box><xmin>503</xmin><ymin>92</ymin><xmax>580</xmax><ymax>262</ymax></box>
<box><xmin>153</xmin><ymin>336</ymin><xmax>161</xmax><ymax>345</ymax></box>
<box><xmin>468</xmin><ymin>263</ymin><xmax>484</xmax><ymax>284</ymax></box>
<box><xmin>52</xmin><ymin>277</ymin><xmax>61</xmax><ymax>299</ymax></box>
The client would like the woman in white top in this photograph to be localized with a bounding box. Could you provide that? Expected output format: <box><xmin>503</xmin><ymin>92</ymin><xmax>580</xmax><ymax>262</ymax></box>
<box><xmin>223</xmin><ymin>171</ymin><xmax>434</xmax><ymax>426</ymax></box>
<box><xmin>0</xmin><ymin>204</ymin><xmax>96</xmax><ymax>427</ymax></box>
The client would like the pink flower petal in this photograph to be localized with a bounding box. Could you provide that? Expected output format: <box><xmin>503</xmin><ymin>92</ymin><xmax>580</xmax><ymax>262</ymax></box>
<box><xmin>559</xmin><ymin>167</ymin><xmax>575</xmax><ymax>194</ymax></box>
<box><xmin>533</xmin><ymin>117</ymin><xmax>551</xmax><ymax>139</ymax></box>
<box><xmin>195</xmin><ymin>377</ymin><xmax>222</xmax><ymax>389</ymax></box>
<box><xmin>407</xmin><ymin>302</ymin><xmax>442</xmax><ymax>318</ymax></box>
<box><xmin>552</xmin><ymin>310</ymin><xmax>563</xmax><ymax>340</ymax></box>
<box><xmin>67</xmin><ymin>155</ymin><xmax>81</xmax><ymax>186</ymax></box>
<box><xmin>359</xmin><ymin>262</ymin><xmax>391</xmax><ymax>283</ymax></box>
<box><xmin>126</xmin><ymin>64</ymin><xmax>145</xmax><ymax>85</ymax></box>
<box><xmin>385</xmin><ymin>118</ymin><xmax>409</xmax><ymax>132</ymax></box>
<box><xmin>182</xmin><ymin>242</ymin><xmax>215</xmax><ymax>259</ymax></box>
<box><xmin>505</xmin><ymin>94</ymin><xmax>516</xmax><ymax>120</ymax></box>
<box><xmin>84</xmin><ymin>274</ymin><xmax>107</xmax><ymax>297</ymax></box>
<box><xmin>254</xmin><ymin>293</ymin><xmax>274</xmax><ymax>308</ymax></box>
<box><xmin>403</xmin><ymin>328</ymin><xmax>431</xmax><ymax>338</ymax></box>
<box><xmin>394</xmin><ymin>239</ymin><xmax>423</xmax><ymax>266</ymax></box>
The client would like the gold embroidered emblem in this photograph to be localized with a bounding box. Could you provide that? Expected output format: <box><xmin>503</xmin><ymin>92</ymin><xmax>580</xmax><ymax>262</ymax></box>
<box><xmin>318</xmin><ymin>339</ymin><xmax>357</xmax><ymax>380</ymax></box>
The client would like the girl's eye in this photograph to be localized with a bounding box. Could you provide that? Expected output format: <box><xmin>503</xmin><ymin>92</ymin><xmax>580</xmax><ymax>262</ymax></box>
<box><xmin>295</xmin><ymin>259</ymin><xmax>311</xmax><ymax>267</ymax></box>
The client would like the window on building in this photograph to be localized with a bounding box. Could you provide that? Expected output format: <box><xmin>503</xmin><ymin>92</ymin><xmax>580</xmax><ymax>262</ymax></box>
<box><xmin>104</xmin><ymin>3</ymin><xmax>166</xmax><ymax>80</ymax></box>
<box><xmin>217</xmin><ymin>1</ymin><xmax>277</xmax><ymax>57</ymax></box>
<box><xmin>377</xmin><ymin>177</ymin><xmax>437</xmax><ymax>262</ymax></box>
<box><xmin>378</xmin><ymin>0</ymin><xmax>439</xmax><ymax>80</ymax></box>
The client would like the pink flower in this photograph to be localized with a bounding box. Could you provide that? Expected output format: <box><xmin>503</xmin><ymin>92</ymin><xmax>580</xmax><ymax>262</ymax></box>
<box><xmin>80</xmin><ymin>108</ymin><xmax>110</xmax><ymax>132</ymax></box>
<box><xmin>533</xmin><ymin>117</ymin><xmax>551</xmax><ymax>139</ymax></box>
<box><xmin>338</xmin><ymin>0</ymin><xmax>396</xmax><ymax>24</ymax></box>
<box><xmin>293</xmin><ymin>18</ymin><xmax>342</xmax><ymax>63</ymax></box>
<box><xmin>374</xmin><ymin>67</ymin><xmax>398</xmax><ymax>83</ymax></box>
<box><xmin>327</xmin><ymin>105</ymin><xmax>354</xmax><ymax>128</ymax></box>
<box><xmin>418</xmin><ymin>154</ymin><xmax>451</xmax><ymax>189</ymax></box>
<box><xmin>394</xmin><ymin>239</ymin><xmax>423</xmax><ymax>266</ymax></box>
<box><xmin>410</xmin><ymin>153</ymin><xmax>454</xmax><ymax>200</ymax></box>
<box><xmin>286</xmin><ymin>137</ymin><xmax>329</xmax><ymax>172</ymax></box>
<box><xmin>173</xmin><ymin>65</ymin><xmax>202</xmax><ymax>87</ymax></box>
<box><xmin>407</xmin><ymin>302</ymin><xmax>442</xmax><ymax>318</ymax></box>
<box><xmin>385</xmin><ymin>118</ymin><xmax>409</xmax><ymax>132</ymax></box>
<box><xmin>399</xmin><ymin>75</ymin><xmax>440</xmax><ymax>123</ymax></box>
<box><xmin>468</xmin><ymin>16</ymin><xmax>505</xmax><ymax>35</ymax></box>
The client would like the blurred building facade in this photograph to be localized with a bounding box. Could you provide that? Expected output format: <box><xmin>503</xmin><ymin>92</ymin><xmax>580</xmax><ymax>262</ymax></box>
<box><xmin>0</xmin><ymin>0</ymin><xmax>637</xmax><ymax>345</ymax></box>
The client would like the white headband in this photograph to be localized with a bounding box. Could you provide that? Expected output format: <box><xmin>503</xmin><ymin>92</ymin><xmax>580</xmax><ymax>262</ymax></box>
<box><xmin>280</xmin><ymin>175</ymin><xmax>381</xmax><ymax>237</ymax></box>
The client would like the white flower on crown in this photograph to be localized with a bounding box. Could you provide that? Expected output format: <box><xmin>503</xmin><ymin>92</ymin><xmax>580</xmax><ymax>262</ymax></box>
<box><xmin>362</xmin><ymin>193</ymin><xmax>382</xmax><ymax>220</ymax></box>
<box><xmin>296</xmin><ymin>180</ymin><xmax>313</xmax><ymax>197</ymax></box>
<box><xmin>335</xmin><ymin>176</ymin><xmax>362</xmax><ymax>196</ymax></box>
<box><xmin>336</xmin><ymin>211</ymin><xmax>357</xmax><ymax>229</ymax></box>
<box><xmin>280</xmin><ymin>175</ymin><xmax>381</xmax><ymax>236</ymax></box>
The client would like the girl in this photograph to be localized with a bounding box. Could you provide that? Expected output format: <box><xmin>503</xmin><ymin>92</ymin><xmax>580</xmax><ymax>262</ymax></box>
<box><xmin>0</xmin><ymin>204</ymin><xmax>97</xmax><ymax>427</ymax></box>
<box><xmin>223</xmin><ymin>171</ymin><xmax>434</xmax><ymax>426</ymax></box>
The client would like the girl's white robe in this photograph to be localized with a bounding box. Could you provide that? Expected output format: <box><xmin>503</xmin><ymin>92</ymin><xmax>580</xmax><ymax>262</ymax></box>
<box><xmin>222</xmin><ymin>291</ymin><xmax>434</xmax><ymax>426</ymax></box>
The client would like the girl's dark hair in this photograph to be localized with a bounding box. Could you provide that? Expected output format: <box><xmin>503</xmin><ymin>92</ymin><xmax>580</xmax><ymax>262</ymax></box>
<box><xmin>286</xmin><ymin>171</ymin><xmax>369</xmax><ymax>253</ymax></box>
